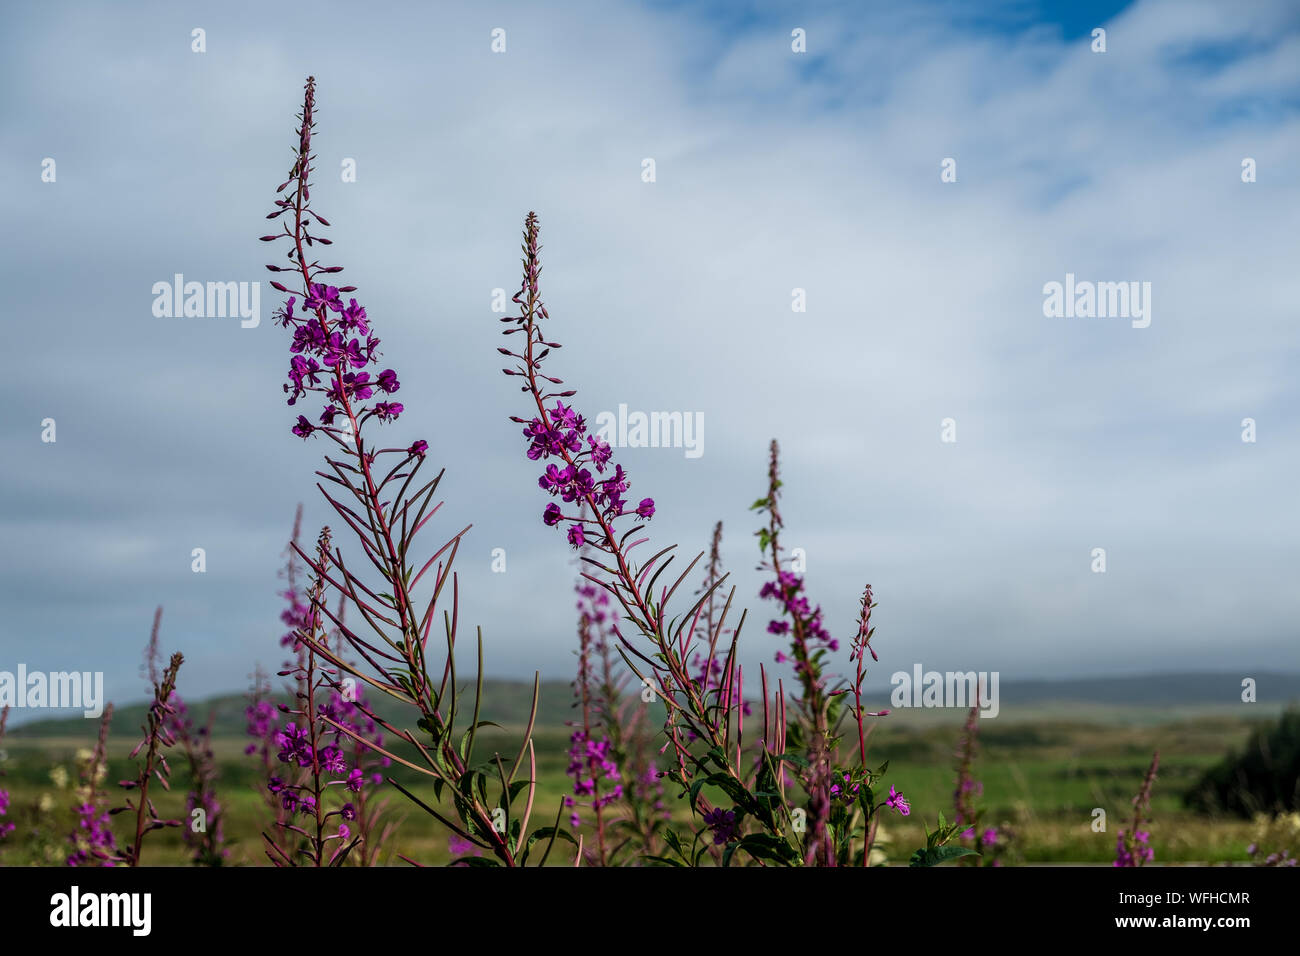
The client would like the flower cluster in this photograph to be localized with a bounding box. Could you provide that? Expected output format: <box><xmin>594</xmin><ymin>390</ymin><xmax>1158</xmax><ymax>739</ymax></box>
<box><xmin>260</xmin><ymin>77</ymin><xmax>409</xmax><ymax>446</ymax></box>
<box><xmin>702</xmin><ymin>807</ymin><xmax>738</xmax><ymax>844</ymax></box>
<box><xmin>268</xmin><ymin>685</ymin><xmax>376</xmax><ymax>826</ymax></box>
<box><xmin>0</xmin><ymin>707</ymin><xmax>12</xmax><ymax>844</ymax></box>
<box><xmin>64</xmin><ymin>709</ymin><xmax>115</xmax><ymax>867</ymax></box>
<box><xmin>66</xmin><ymin>802</ymin><xmax>116</xmax><ymax>867</ymax></box>
<box><xmin>245</xmin><ymin>698</ymin><xmax>279</xmax><ymax>756</ymax></box>
<box><xmin>501</xmin><ymin>214</ymin><xmax>653</xmax><ymax>551</ymax></box>
<box><xmin>525</xmin><ymin>404</ymin><xmax>654</xmax><ymax>548</ymax></box>
<box><xmin>277</xmin><ymin>284</ymin><xmax>403</xmax><ymax>438</ymax></box>
<box><xmin>165</xmin><ymin>691</ymin><xmax>229</xmax><ymax>865</ymax></box>
<box><xmin>1247</xmin><ymin>844</ymin><xmax>1298</xmax><ymax>866</ymax></box>
<box><xmin>0</xmin><ymin>790</ymin><xmax>13</xmax><ymax>842</ymax></box>
<box><xmin>760</xmin><ymin>570</ymin><xmax>840</xmax><ymax>668</ymax></box>
<box><xmin>278</xmin><ymin>588</ymin><xmax>312</xmax><ymax>649</ymax></box>
<box><xmin>1114</xmin><ymin>750</ymin><xmax>1159</xmax><ymax>868</ymax></box>
<box><xmin>564</xmin><ymin>730</ymin><xmax>623</xmax><ymax>829</ymax></box>
<box><xmin>1113</xmin><ymin>828</ymin><xmax>1153</xmax><ymax>867</ymax></box>
<box><xmin>566</xmin><ymin>575</ymin><xmax>623</xmax><ymax>830</ymax></box>
<box><xmin>318</xmin><ymin>686</ymin><xmax>390</xmax><ymax>788</ymax></box>
<box><xmin>1245</xmin><ymin>811</ymin><xmax>1300</xmax><ymax>867</ymax></box>
<box><xmin>829</xmin><ymin>771</ymin><xmax>861</xmax><ymax>804</ymax></box>
<box><xmin>448</xmin><ymin>833</ymin><xmax>484</xmax><ymax>862</ymax></box>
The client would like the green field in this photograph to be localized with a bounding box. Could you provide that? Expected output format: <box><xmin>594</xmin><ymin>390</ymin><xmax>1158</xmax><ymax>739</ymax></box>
<box><xmin>0</xmin><ymin>701</ymin><xmax>1280</xmax><ymax>866</ymax></box>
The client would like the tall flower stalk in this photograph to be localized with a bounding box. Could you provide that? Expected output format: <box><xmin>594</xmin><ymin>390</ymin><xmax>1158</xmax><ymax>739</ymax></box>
<box><xmin>260</xmin><ymin>78</ymin><xmax>557</xmax><ymax>866</ymax></box>
<box><xmin>1115</xmin><ymin>750</ymin><xmax>1159</xmax><ymax>867</ymax></box>
<box><xmin>142</xmin><ymin>610</ymin><xmax>227</xmax><ymax>866</ymax></box>
<box><xmin>751</xmin><ymin>442</ymin><xmax>917</xmax><ymax>866</ymax></box>
<box><xmin>0</xmin><ymin>706</ymin><xmax>13</xmax><ymax>850</ymax></box>
<box><xmin>566</xmin><ymin>577</ymin><xmax>622</xmax><ymax>864</ymax></box>
<box><xmin>951</xmin><ymin>700</ymin><xmax>1010</xmax><ymax>866</ymax></box>
<box><xmin>751</xmin><ymin>440</ymin><xmax>840</xmax><ymax>864</ymax></box>
<box><xmin>499</xmin><ymin>212</ymin><xmax>847</xmax><ymax>866</ymax></box>
<box><xmin>263</xmin><ymin>527</ymin><xmax>365</xmax><ymax>866</ymax></box>
<box><xmin>173</xmin><ymin>700</ymin><xmax>226</xmax><ymax>866</ymax></box>
<box><xmin>246</xmin><ymin>507</ymin><xmax>309</xmax><ymax>862</ymax></box>
<box><xmin>112</xmin><ymin>644</ymin><xmax>184</xmax><ymax>867</ymax></box>
<box><xmin>66</xmin><ymin>705</ymin><xmax>116</xmax><ymax>866</ymax></box>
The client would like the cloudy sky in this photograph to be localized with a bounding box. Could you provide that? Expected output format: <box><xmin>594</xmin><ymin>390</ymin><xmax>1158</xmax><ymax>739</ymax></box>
<box><xmin>1</xmin><ymin>0</ymin><xmax>1297</xmax><ymax>718</ymax></box>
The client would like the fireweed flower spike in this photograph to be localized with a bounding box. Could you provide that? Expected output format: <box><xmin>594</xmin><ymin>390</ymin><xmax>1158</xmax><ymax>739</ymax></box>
<box><xmin>141</xmin><ymin>607</ymin><xmax>229</xmax><ymax>866</ymax></box>
<box><xmin>751</xmin><ymin>441</ymin><xmax>843</xmax><ymax>865</ymax></box>
<box><xmin>752</xmin><ymin>442</ymin><xmax>895</xmax><ymax>866</ymax></box>
<box><xmin>66</xmin><ymin>706</ymin><xmax>117</xmax><ymax>867</ymax></box>
<box><xmin>1115</xmin><ymin>750</ymin><xmax>1159</xmax><ymax>867</ymax></box>
<box><xmin>0</xmin><ymin>707</ymin><xmax>12</xmax><ymax>849</ymax></box>
<box><xmin>567</xmin><ymin>575</ymin><xmax>623</xmax><ymax>864</ymax></box>
<box><xmin>110</xmin><ymin>635</ymin><xmax>184</xmax><ymax>868</ymax></box>
<box><xmin>576</xmin><ymin>558</ymin><xmax>670</xmax><ymax>862</ymax></box>
<box><xmin>262</xmin><ymin>527</ymin><xmax>382</xmax><ymax>867</ymax></box>
<box><xmin>261</xmin><ymin>79</ymin><xmax>557</xmax><ymax>867</ymax></box>
<box><xmin>950</xmin><ymin>697</ymin><xmax>1012</xmax><ymax>865</ymax></box>
<box><xmin>499</xmin><ymin>212</ymin><xmax>812</xmax><ymax>866</ymax></box>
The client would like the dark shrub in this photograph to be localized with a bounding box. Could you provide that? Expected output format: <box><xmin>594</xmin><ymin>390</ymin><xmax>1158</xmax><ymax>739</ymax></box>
<box><xmin>1185</xmin><ymin>709</ymin><xmax>1300</xmax><ymax>817</ymax></box>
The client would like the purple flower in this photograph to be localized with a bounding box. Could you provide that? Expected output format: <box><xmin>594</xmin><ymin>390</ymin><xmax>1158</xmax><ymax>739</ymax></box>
<box><xmin>702</xmin><ymin>807</ymin><xmax>738</xmax><ymax>845</ymax></box>
<box><xmin>829</xmin><ymin>772</ymin><xmax>860</xmax><ymax>803</ymax></box>
<box><xmin>408</xmin><ymin>440</ymin><xmax>428</xmax><ymax>458</ymax></box>
<box><xmin>636</xmin><ymin>498</ymin><xmax>655</xmax><ymax>519</ymax></box>
<box><xmin>885</xmin><ymin>785</ymin><xmax>910</xmax><ymax>816</ymax></box>
<box><xmin>319</xmin><ymin>746</ymin><xmax>347</xmax><ymax>775</ymax></box>
<box><xmin>587</xmin><ymin>435</ymin><xmax>612</xmax><ymax>472</ymax></box>
<box><xmin>449</xmin><ymin>834</ymin><xmax>483</xmax><ymax>859</ymax></box>
<box><xmin>341</xmin><ymin>299</ymin><xmax>368</xmax><ymax>333</ymax></box>
<box><xmin>292</xmin><ymin>415</ymin><xmax>314</xmax><ymax>438</ymax></box>
<box><xmin>275</xmin><ymin>722</ymin><xmax>313</xmax><ymax>767</ymax></box>
<box><xmin>567</xmin><ymin>524</ymin><xmax>586</xmax><ymax>548</ymax></box>
<box><xmin>346</xmin><ymin>768</ymin><xmax>365</xmax><ymax>793</ymax></box>
<box><xmin>539</xmin><ymin>464</ymin><xmax>570</xmax><ymax>494</ymax></box>
<box><xmin>543</xmin><ymin>503</ymin><xmax>563</xmax><ymax>526</ymax></box>
<box><xmin>376</xmin><ymin>368</ymin><xmax>399</xmax><ymax>393</ymax></box>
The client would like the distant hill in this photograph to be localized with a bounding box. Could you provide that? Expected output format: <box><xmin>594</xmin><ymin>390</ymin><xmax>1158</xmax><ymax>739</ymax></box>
<box><xmin>5</xmin><ymin>679</ymin><xmax>577</xmax><ymax>739</ymax></box>
<box><xmin>7</xmin><ymin>672</ymin><xmax>1298</xmax><ymax>737</ymax></box>
<box><xmin>934</xmin><ymin>671</ymin><xmax>1300</xmax><ymax>708</ymax></box>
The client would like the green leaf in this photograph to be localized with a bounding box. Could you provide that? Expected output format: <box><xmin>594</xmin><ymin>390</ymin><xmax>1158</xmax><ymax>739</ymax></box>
<box><xmin>524</xmin><ymin>826</ymin><xmax>578</xmax><ymax>855</ymax></box>
<box><xmin>737</xmin><ymin>833</ymin><xmax>800</xmax><ymax>866</ymax></box>
<box><xmin>909</xmin><ymin>845</ymin><xmax>980</xmax><ymax>867</ymax></box>
<box><xmin>508</xmin><ymin>779</ymin><xmax>531</xmax><ymax>804</ymax></box>
<box><xmin>704</xmin><ymin>773</ymin><xmax>760</xmax><ymax>814</ymax></box>
<box><xmin>662</xmin><ymin>827</ymin><xmax>689</xmax><ymax>862</ymax></box>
